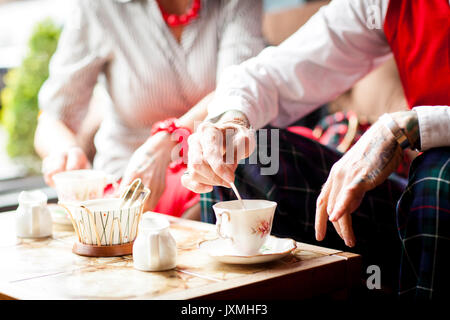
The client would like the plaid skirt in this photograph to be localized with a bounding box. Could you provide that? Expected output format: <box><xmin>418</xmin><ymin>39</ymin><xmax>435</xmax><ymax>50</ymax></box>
<box><xmin>200</xmin><ymin>128</ymin><xmax>450</xmax><ymax>299</ymax></box>
<box><xmin>397</xmin><ymin>148</ymin><xmax>450</xmax><ymax>299</ymax></box>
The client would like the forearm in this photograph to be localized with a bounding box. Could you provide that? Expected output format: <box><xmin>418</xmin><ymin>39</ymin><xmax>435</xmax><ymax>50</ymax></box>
<box><xmin>139</xmin><ymin>92</ymin><xmax>215</xmax><ymax>155</ymax></box>
<box><xmin>34</xmin><ymin>113</ymin><xmax>79</xmax><ymax>158</ymax></box>
<box><xmin>176</xmin><ymin>91</ymin><xmax>214</xmax><ymax>132</ymax></box>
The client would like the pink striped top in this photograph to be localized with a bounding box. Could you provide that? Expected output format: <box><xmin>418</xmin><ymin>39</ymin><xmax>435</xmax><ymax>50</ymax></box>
<box><xmin>38</xmin><ymin>0</ymin><xmax>264</xmax><ymax>176</ymax></box>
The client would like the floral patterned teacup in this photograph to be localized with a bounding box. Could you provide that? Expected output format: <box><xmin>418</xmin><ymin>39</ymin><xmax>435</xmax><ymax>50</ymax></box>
<box><xmin>212</xmin><ymin>200</ymin><xmax>277</xmax><ymax>256</ymax></box>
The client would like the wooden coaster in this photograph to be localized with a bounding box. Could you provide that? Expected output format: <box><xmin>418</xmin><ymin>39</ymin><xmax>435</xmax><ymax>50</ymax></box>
<box><xmin>72</xmin><ymin>241</ymin><xmax>134</xmax><ymax>257</ymax></box>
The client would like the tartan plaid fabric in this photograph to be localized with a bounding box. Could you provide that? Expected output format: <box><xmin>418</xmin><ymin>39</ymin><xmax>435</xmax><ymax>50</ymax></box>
<box><xmin>397</xmin><ymin>147</ymin><xmax>450</xmax><ymax>300</ymax></box>
<box><xmin>200</xmin><ymin>129</ymin><xmax>450</xmax><ymax>298</ymax></box>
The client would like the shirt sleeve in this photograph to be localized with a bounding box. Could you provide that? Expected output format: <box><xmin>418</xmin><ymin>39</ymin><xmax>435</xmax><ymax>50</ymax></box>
<box><xmin>38</xmin><ymin>0</ymin><xmax>110</xmax><ymax>133</ymax></box>
<box><xmin>414</xmin><ymin>106</ymin><xmax>450</xmax><ymax>150</ymax></box>
<box><xmin>215</xmin><ymin>0</ymin><xmax>265</xmax><ymax>82</ymax></box>
<box><xmin>208</xmin><ymin>0</ymin><xmax>392</xmax><ymax>129</ymax></box>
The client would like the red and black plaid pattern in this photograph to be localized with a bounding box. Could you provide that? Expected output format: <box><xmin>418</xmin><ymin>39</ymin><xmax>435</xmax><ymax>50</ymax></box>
<box><xmin>313</xmin><ymin>111</ymin><xmax>369</xmax><ymax>148</ymax></box>
<box><xmin>397</xmin><ymin>147</ymin><xmax>450</xmax><ymax>299</ymax></box>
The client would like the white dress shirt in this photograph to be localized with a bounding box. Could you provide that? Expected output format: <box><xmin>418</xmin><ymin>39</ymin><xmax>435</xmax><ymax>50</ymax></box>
<box><xmin>39</xmin><ymin>0</ymin><xmax>264</xmax><ymax>176</ymax></box>
<box><xmin>208</xmin><ymin>0</ymin><xmax>450</xmax><ymax>151</ymax></box>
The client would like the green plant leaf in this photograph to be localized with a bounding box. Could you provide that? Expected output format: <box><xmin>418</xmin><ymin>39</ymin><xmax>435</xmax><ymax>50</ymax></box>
<box><xmin>0</xmin><ymin>18</ymin><xmax>62</xmax><ymax>171</ymax></box>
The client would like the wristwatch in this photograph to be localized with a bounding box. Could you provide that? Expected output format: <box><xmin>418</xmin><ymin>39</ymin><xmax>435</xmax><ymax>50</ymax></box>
<box><xmin>379</xmin><ymin>113</ymin><xmax>410</xmax><ymax>149</ymax></box>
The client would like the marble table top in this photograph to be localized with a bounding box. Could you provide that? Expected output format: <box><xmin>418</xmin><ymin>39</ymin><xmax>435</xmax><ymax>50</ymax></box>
<box><xmin>0</xmin><ymin>209</ymin><xmax>361</xmax><ymax>300</ymax></box>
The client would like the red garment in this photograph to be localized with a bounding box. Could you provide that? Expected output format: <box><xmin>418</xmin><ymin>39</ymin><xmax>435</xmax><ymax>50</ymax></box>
<box><xmin>287</xmin><ymin>126</ymin><xmax>319</xmax><ymax>141</ymax></box>
<box><xmin>384</xmin><ymin>0</ymin><xmax>450</xmax><ymax>108</ymax></box>
<box><xmin>153</xmin><ymin>166</ymin><xmax>200</xmax><ymax>217</ymax></box>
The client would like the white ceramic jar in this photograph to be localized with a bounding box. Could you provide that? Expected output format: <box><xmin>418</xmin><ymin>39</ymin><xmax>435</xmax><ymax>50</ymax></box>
<box><xmin>133</xmin><ymin>213</ymin><xmax>177</xmax><ymax>271</ymax></box>
<box><xmin>16</xmin><ymin>190</ymin><xmax>52</xmax><ymax>238</ymax></box>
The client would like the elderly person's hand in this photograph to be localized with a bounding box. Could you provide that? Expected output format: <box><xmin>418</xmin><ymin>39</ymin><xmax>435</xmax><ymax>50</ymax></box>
<box><xmin>181</xmin><ymin>110</ymin><xmax>256</xmax><ymax>193</ymax></box>
<box><xmin>315</xmin><ymin>111</ymin><xmax>420</xmax><ymax>247</ymax></box>
<box><xmin>120</xmin><ymin>132</ymin><xmax>177</xmax><ymax>211</ymax></box>
<box><xmin>42</xmin><ymin>146</ymin><xmax>91</xmax><ymax>186</ymax></box>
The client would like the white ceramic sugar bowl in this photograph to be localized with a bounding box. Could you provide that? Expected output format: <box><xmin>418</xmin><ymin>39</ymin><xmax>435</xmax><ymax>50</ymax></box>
<box><xmin>133</xmin><ymin>213</ymin><xmax>177</xmax><ymax>272</ymax></box>
<box><xmin>16</xmin><ymin>190</ymin><xmax>52</xmax><ymax>238</ymax></box>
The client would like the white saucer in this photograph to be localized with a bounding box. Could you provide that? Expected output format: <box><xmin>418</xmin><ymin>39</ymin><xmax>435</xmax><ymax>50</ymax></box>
<box><xmin>198</xmin><ymin>236</ymin><xmax>297</xmax><ymax>264</ymax></box>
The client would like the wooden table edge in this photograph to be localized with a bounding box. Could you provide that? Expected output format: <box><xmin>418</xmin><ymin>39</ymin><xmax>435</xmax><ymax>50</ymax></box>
<box><xmin>331</xmin><ymin>252</ymin><xmax>363</xmax><ymax>290</ymax></box>
<box><xmin>154</xmin><ymin>254</ymin><xmax>355</xmax><ymax>300</ymax></box>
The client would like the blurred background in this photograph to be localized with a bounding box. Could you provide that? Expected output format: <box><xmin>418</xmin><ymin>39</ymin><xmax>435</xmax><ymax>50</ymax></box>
<box><xmin>0</xmin><ymin>0</ymin><xmax>71</xmax><ymax>210</ymax></box>
<box><xmin>0</xmin><ymin>0</ymin><xmax>68</xmax><ymax>178</ymax></box>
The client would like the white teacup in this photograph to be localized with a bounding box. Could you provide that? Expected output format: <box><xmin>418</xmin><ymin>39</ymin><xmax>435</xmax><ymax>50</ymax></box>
<box><xmin>53</xmin><ymin>169</ymin><xmax>117</xmax><ymax>204</ymax></box>
<box><xmin>133</xmin><ymin>213</ymin><xmax>177</xmax><ymax>271</ymax></box>
<box><xmin>213</xmin><ymin>199</ymin><xmax>277</xmax><ymax>256</ymax></box>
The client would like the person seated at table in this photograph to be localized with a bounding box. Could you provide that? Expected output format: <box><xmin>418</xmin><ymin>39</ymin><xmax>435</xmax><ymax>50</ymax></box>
<box><xmin>34</xmin><ymin>0</ymin><xmax>264</xmax><ymax>218</ymax></box>
<box><xmin>181</xmin><ymin>0</ymin><xmax>450</xmax><ymax>298</ymax></box>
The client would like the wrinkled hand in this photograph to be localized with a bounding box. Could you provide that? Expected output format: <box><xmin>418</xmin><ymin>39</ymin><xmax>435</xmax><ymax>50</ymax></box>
<box><xmin>315</xmin><ymin>119</ymin><xmax>404</xmax><ymax>247</ymax></box>
<box><xmin>42</xmin><ymin>146</ymin><xmax>91</xmax><ymax>186</ymax></box>
<box><xmin>120</xmin><ymin>132</ymin><xmax>175</xmax><ymax>211</ymax></box>
<box><xmin>181</xmin><ymin>111</ymin><xmax>255</xmax><ymax>193</ymax></box>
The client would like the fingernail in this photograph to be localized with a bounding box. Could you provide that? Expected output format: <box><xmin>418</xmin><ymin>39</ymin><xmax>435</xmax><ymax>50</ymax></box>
<box><xmin>315</xmin><ymin>231</ymin><xmax>323</xmax><ymax>241</ymax></box>
<box><xmin>329</xmin><ymin>206</ymin><xmax>342</xmax><ymax>221</ymax></box>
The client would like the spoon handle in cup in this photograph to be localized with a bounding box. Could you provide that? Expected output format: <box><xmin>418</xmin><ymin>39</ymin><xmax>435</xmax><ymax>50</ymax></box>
<box><xmin>230</xmin><ymin>182</ymin><xmax>246</xmax><ymax>209</ymax></box>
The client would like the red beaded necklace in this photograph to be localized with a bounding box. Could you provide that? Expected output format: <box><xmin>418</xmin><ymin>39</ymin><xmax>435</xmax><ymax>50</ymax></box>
<box><xmin>156</xmin><ymin>0</ymin><xmax>201</xmax><ymax>27</ymax></box>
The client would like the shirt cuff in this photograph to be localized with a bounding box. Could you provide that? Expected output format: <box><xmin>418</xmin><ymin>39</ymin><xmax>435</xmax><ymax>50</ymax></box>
<box><xmin>413</xmin><ymin>106</ymin><xmax>450</xmax><ymax>151</ymax></box>
<box><xmin>206</xmin><ymin>95</ymin><xmax>260</xmax><ymax>128</ymax></box>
